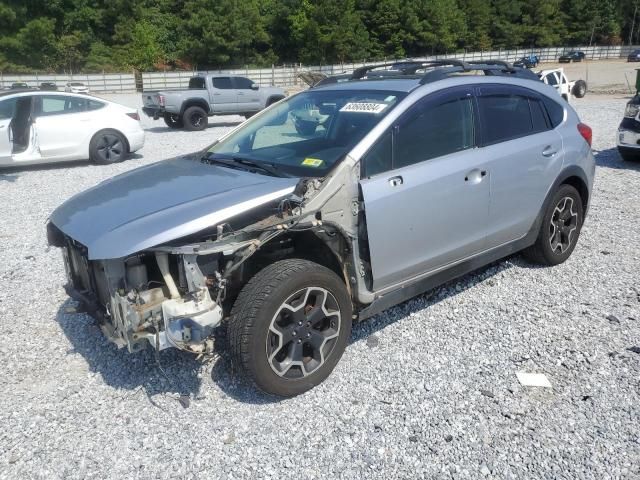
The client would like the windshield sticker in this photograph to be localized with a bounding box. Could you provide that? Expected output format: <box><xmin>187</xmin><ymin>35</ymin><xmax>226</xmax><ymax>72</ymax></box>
<box><xmin>301</xmin><ymin>158</ymin><xmax>324</xmax><ymax>167</ymax></box>
<box><xmin>339</xmin><ymin>102</ymin><xmax>389</xmax><ymax>114</ymax></box>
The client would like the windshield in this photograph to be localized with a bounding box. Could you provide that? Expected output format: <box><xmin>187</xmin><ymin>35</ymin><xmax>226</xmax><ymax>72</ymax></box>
<box><xmin>69</xmin><ymin>82</ymin><xmax>84</xmax><ymax>86</ymax></box>
<box><xmin>207</xmin><ymin>89</ymin><xmax>406</xmax><ymax>177</ymax></box>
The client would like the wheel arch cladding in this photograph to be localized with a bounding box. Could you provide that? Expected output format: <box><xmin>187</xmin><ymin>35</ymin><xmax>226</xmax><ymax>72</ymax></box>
<box><xmin>181</xmin><ymin>99</ymin><xmax>210</xmax><ymax>115</ymax></box>
<box><xmin>559</xmin><ymin>173</ymin><xmax>589</xmax><ymax>214</ymax></box>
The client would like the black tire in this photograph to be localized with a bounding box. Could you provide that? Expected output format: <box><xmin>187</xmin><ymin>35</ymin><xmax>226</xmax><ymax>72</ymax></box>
<box><xmin>572</xmin><ymin>80</ymin><xmax>587</xmax><ymax>98</ymax></box>
<box><xmin>183</xmin><ymin>106</ymin><xmax>208</xmax><ymax>131</ymax></box>
<box><xmin>89</xmin><ymin>130</ymin><xmax>128</xmax><ymax>165</ymax></box>
<box><xmin>228</xmin><ymin>259</ymin><xmax>352</xmax><ymax>397</ymax></box>
<box><xmin>163</xmin><ymin>112</ymin><xmax>183</xmax><ymax>129</ymax></box>
<box><xmin>523</xmin><ymin>184</ymin><xmax>584</xmax><ymax>266</ymax></box>
<box><xmin>618</xmin><ymin>146</ymin><xmax>640</xmax><ymax>162</ymax></box>
<box><xmin>244</xmin><ymin>112</ymin><xmax>256</xmax><ymax>120</ymax></box>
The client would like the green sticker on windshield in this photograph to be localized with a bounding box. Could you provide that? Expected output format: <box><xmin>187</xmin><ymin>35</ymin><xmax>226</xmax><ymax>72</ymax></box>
<box><xmin>302</xmin><ymin>158</ymin><xmax>324</xmax><ymax>167</ymax></box>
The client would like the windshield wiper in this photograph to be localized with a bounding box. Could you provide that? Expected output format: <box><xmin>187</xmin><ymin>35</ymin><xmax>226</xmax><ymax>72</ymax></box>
<box><xmin>202</xmin><ymin>153</ymin><xmax>289</xmax><ymax>177</ymax></box>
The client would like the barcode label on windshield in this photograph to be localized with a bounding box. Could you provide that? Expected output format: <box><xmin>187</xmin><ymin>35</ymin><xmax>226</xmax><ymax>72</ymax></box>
<box><xmin>340</xmin><ymin>102</ymin><xmax>388</xmax><ymax>113</ymax></box>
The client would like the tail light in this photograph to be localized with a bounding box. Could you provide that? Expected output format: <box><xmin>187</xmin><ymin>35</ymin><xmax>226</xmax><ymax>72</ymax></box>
<box><xmin>158</xmin><ymin>94</ymin><xmax>165</xmax><ymax>107</ymax></box>
<box><xmin>126</xmin><ymin>112</ymin><xmax>140</xmax><ymax>121</ymax></box>
<box><xmin>577</xmin><ymin>122</ymin><xmax>592</xmax><ymax>146</ymax></box>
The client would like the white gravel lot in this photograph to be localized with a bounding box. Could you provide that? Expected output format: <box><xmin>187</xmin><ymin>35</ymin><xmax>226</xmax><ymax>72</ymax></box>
<box><xmin>0</xmin><ymin>93</ymin><xmax>639</xmax><ymax>480</ymax></box>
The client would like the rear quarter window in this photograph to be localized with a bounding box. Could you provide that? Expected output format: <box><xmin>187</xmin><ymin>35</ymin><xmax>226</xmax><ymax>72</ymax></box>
<box><xmin>541</xmin><ymin>96</ymin><xmax>565</xmax><ymax>127</ymax></box>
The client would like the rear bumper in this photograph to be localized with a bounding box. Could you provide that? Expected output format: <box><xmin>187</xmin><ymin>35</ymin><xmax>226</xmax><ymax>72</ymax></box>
<box><xmin>617</xmin><ymin>128</ymin><xmax>640</xmax><ymax>149</ymax></box>
<box><xmin>126</xmin><ymin>129</ymin><xmax>145</xmax><ymax>153</ymax></box>
<box><xmin>142</xmin><ymin>106</ymin><xmax>163</xmax><ymax>119</ymax></box>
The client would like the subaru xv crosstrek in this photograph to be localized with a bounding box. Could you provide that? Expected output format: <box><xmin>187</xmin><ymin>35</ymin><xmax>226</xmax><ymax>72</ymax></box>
<box><xmin>48</xmin><ymin>60</ymin><xmax>595</xmax><ymax>397</ymax></box>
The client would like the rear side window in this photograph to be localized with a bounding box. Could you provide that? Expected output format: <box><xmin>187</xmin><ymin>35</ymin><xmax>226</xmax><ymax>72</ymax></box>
<box><xmin>478</xmin><ymin>94</ymin><xmax>534</xmax><ymax>144</ymax></box>
<box><xmin>87</xmin><ymin>99</ymin><xmax>105</xmax><ymax>111</ymax></box>
<box><xmin>212</xmin><ymin>77</ymin><xmax>232</xmax><ymax>89</ymax></box>
<box><xmin>188</xmin><ymin>77</ymin><xmax>206</xmax><ymax>89</ymax></box>
<box><xmin>395</xmin><ymin>96</ymin><xmax>474</xmax><ymax>168</ymax></box>
<box><xmin>0</xmin><ymin>97</ymin><xmax>18</xmax><ymax>120</ymax></box>
<box><xmin>37</xmin><ymin>95</ymin><xmax>86</xmax><ymax>116</ymax></box>
<box><xmin>541</xmin><ymin>96</ymin><xmax>564</xmax><ymax>127</ymax></box>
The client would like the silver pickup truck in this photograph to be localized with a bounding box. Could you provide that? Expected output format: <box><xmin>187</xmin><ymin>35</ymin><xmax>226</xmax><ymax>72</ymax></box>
<box><xmin>142</xmin><ymin>74</ymin><xmax>286</xmax><ymax>131</ymax></box>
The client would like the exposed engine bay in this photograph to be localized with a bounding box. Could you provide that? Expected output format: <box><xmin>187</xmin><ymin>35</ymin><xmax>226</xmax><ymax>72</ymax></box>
<box><xmin>48</xmin><ymin>172</ymin><xmax>364</xmax><ymax>355</ymax></box>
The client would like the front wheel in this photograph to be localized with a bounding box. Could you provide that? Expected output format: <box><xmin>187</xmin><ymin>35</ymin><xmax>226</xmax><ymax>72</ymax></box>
<box><xmin>228</xmin><ymin>259</ymin><xmax>352</xmax><ymax>397</ymax></box>
<box><xmin>183</xmin><ymin>106</ymin><xmax>208</xmax><ymax>131</ymax></box>
<box><xmin>89</xmin><ymin>130</ymin><xmax>127</xmax><ymax>165</ymax></box>
<box><xmin>523</xmin><ymin>184</ymin><xmax>584</xmax><ymax>266</ymax></box>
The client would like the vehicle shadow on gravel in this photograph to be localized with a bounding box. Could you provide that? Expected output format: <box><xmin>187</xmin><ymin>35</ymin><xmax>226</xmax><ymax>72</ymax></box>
<box><xmin>55</xmin><ymin>259</ymin><xmax>519</xmax><ymax>406</ymax></box>
<box><xmin>0</xmin><ymin>154</ymin><xmax>144</xmax><ymax>178</ymax></box>
<box><xmin>594</xmin><ymin>147</ymin><xmax>640</xmax><ymax>170</ymax></box>
<box><xmin>146</xmin><ymin>121</ymin><xmax>243</xmax><ymax>133</ymax></box>
<box><xmin>55</xmin><ymin>299</ymin><xmax>204</xmax><ymax>400</ymax></box>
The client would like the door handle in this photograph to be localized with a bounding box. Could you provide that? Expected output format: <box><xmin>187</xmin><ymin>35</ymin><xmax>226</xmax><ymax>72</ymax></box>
<box><xmin>464</xmin><ymin>169</ymin><xmax>487</xmax><ymax>183</ymax></box>
<box><xmin>542</xmin><ymin>146</ymin><xmax>557</xmax><ymax>157</ymax></box>
<box><xmin>388</xmin><ymin>175</ymin><xmax>403</xmax><ymax>187</ymax></box>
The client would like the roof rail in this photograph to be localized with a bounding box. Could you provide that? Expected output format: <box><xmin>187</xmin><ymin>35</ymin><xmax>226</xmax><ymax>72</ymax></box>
<box><xmin>351</xmin><ymin>62</ymin><xmax>405</xmax><ymax>79</ymax></box>
<box><xmin>418</xmin><ymin>59</ymin><xmax>519</xmax><ymax>84</ymax></box>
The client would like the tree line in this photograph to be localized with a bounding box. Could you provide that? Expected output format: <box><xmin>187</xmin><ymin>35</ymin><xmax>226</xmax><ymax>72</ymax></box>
<box><xmin>0</xmin><ymin>0</ymin><xmax>637</xmax><ymax>73</ymax></box>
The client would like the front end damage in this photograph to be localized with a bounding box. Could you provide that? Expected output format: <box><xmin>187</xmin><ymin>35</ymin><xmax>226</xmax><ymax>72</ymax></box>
<box><xmin>48</xmin><ymin>166</ymin><xmax>366</xmax><ymax>356</ymax></box>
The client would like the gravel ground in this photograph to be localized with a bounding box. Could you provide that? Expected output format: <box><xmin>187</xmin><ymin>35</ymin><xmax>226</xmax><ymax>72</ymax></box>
<box><xmin>0</xmin><ymin>93</ymin><xmax>639</xmax><ymax>479</ymax></box>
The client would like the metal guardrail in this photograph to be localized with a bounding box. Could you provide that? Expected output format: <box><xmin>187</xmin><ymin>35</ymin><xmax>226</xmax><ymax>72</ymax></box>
<box><xmin>2</xmin><ymin>44</ymin><xmax>639</xmax><ymax>92</ymax></box>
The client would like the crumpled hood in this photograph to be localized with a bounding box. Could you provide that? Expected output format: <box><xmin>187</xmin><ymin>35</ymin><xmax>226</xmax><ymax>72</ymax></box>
<box><xmin>50</xmin><ymin>154</ymin><xmax>298</xmax><ymax>259</ymax></box>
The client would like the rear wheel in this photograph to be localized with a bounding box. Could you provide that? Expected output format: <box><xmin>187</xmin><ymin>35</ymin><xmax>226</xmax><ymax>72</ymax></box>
<box><xmin>163</xmin><ymin>113</ymin><xmax>183</xmax><ymax>129</ymax></box>
<box><xmin>573</xmin><ymin>80</ymin><xmax>587</xmax><ymax>98</ymax></box>
<box><xmin>89</xmin><ymin>130</ymin><xmax>127</xmax><ymax>165</ymax></box>
<box><xmin>228</xmin><ymin>259</ymin><xmax>352</xmax><ymax>397</ymax></box>
<box><xmin>183</xmin><ymin>106</ymin><xmax>208</xmax><ymax>131</ymax></box>
<box><xmin>524</xmin><ymin>184</ymin><xmax>583</xmax><ymax>266</ymax></box>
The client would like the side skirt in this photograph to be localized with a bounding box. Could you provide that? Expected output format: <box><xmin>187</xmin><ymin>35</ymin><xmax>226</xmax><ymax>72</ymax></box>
<box><xmin>357</xmin><ymin>233</ymin><xmax>535</xmax><ymax>321</ymax></box>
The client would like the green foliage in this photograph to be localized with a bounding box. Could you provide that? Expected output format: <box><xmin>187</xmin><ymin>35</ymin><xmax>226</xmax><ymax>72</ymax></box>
<box><xmin>0</xmin><ymin>0</ymin><xmax>637</xmax><ymax>72</ymax></box>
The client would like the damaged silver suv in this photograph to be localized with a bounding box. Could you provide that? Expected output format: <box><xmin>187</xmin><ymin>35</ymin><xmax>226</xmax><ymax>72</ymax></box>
<box><xmin>48</xmin><ymin>60</ymin><xmax>595</xmax><ymax>397</ymax></box>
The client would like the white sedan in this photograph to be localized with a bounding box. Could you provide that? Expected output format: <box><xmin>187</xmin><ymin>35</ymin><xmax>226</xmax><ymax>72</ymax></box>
<box><xmin>65</xmin><ymin>82</ymin><xmax>90</xmax><ymax>94</ymax></box>
<box><xmin>0</xmin><ymin>91</ymin><xmax>144</xmax><ymax>167</ymax></box>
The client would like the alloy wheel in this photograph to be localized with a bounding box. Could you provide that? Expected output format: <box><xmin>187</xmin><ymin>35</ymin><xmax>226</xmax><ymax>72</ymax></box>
<box><xmin>96</xmin><ymin>134</ymin><xmax>123</xmax><ymax>162</ymax></box>
<box><xmin>266</xmin><ymin>287</ymin><xmax>341</xmax><ymax>379</ymax></box>
<box><xmin>549</xmin><ymin>197</ymin><xmax>578</xmax><ymax>254</ymax></box>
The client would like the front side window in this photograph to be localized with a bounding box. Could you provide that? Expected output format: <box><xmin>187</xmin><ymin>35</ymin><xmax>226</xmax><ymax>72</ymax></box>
<box><xmin>212</xmin><ymin>77</ymin><xmax>233</xmax><ymax>89</ymax></box>
<box><xmin>233</xmin><ymin>77</ymin><xmax>254</xmax><ymax>89</ymax></box>
<box><xmin>394</xmin><ymin>96</ymin><xmax>474</xmax><ymax>169</ymax></box>
<box><xmin>207</xmin><ymin>89</ymin><xmax>405</xmax><ymax>177</ymax></box>
<box><xmin>478</xmin><ymin>94</ymin><xmax>534</xmax><ymax>144</ymax></box>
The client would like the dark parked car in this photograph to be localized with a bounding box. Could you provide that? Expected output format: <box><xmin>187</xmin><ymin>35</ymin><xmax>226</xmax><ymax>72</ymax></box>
<box><xmin>627</xmin><ymin>49</ymin><xmax>640</xmax><ymax>62</ymax></box>
<box><xmin>39</xmin><ymin>82</ymin><xmax>58</xmax><ymax>91</ymax></box>
<box><xmin>559</xmin><ymin>51</ymin><xmax>586</xmax><ymax>63</ymax></box>
<box><xmin>10</xmin><ymin>82</ymin><xmax>29</xmax><ymax>89</ymax></box>
<box><xmin>513</xmin><ymin>55</ymin><xmax>539</xmax><ymax>68</ymax></box>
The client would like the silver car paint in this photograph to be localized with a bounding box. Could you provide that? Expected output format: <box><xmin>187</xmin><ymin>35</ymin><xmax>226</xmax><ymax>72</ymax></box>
<box><xmin>345</xmin><ymin>76</ymin><xmax>594</xmax><ymax>293</ymax></box>
<box><xmin>52</xmin><ymin>74</ymin><xmax>594</xmax><ymax>299</ymax></box>
<box><xmin>50</xmin><ymin>154</ymin><xmax>297</xmax><ymax>259</ymax></box>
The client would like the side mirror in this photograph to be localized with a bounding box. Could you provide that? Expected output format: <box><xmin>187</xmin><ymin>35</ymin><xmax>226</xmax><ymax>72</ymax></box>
<box><xmin>251</xmin><ymin>84</ymin><xmax>259</xmax><ymax>90</ymax></box>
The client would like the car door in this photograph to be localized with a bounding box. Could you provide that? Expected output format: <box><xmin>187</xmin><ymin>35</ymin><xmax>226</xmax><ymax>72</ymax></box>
<box><xmin>475</xmin><ymin>85</ymin><xmax>564</xmax><ymax>247</ymax></box>
<box><xmin>210</xmin><ymin>77</ymin><xmax>237</xmax><ymax>113</ymax></box>
<box><xmin>359</xmin><ymin>87</ymin><xmax>490</xmax><ymax>290</ymax></box>
<box><xmin>32</xmin><ymin>95</ymin><xmax>94</xmax><ymax>159</ymax></box>
<box><xmin>0</xmin><ymin>97</ymin><xmax>16</xmax><ymax>163</ymax></box>
<box><xmin>233</xmin><ymin>77</ymin><xmax>261</xmax><ymax>112</ymax></box>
